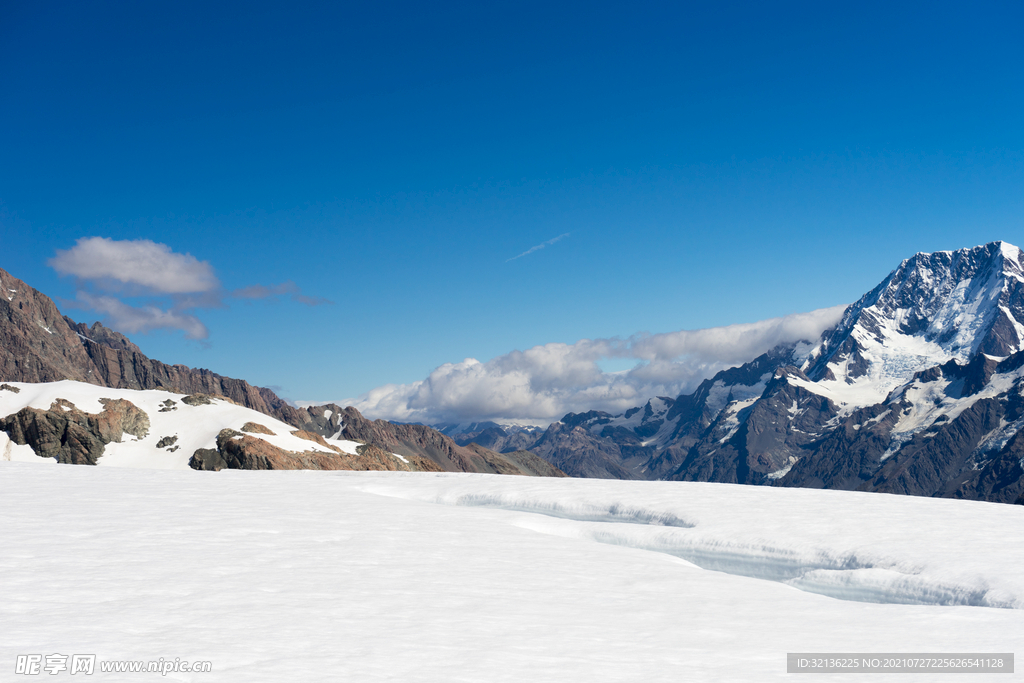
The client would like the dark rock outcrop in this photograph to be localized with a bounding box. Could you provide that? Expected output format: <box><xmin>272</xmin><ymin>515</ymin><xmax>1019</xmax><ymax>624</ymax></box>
<box><xmin>528</xmin><ymin>420</ymin><xmax>641</xmax><ymax>479</ymax></box>
<box><xmin>0</xmin><ymin>397</ymin><xmax>150</xmax><ymax>464</ymax></box>
<box><xmin>448</xmin><ymin>425</ymin><xmax>544</xmax><ymax>453</ymax></box>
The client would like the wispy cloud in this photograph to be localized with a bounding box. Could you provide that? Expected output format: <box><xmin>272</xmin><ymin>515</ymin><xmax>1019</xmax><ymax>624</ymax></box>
<box><xmin>317</xmin><ymin>305</ymin><xmax>849</xmax><ymax>425</ymax></box>
<box><xmin>74</xmin><ymin>292</ymin><xmax>209</xmax><ymax>340</ymax></box>
<box><xmin>506</xmin><ymin>233</ymin><xmax>570</xmax><ymax>262</ymax></box>
<box><xmin>231</xmin><ymin>281</ymin><xmax>332</xmax><ymax>306</ymax></box>
<box><xmin>51</xmin><ymin>237</ymin><xmax>331</xmax><ymax>340</ymax></box>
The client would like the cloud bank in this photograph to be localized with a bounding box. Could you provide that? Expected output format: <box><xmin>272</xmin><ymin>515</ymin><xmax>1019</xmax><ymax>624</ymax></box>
<box><xmin>51</xmin><ymin>237</ymin><xmax>330</xmax><ymax>340</ymax></box>
<box><xmin>332</xmin><ymin>305</ymin><xmax>849</xmax><ymax>426</ymax></box>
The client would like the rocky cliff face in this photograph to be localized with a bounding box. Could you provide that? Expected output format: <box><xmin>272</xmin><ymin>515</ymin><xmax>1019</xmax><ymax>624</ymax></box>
<box><xmin>0</xmin><ymin>267</ymin><xmax>304</xmax><ymax>426</ymax></box>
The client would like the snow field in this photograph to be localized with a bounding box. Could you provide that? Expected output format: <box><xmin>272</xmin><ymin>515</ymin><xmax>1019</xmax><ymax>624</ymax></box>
<box><xmin>0</xmin><ymin>381</ymin><xmax>367</xmax><ymax>468</ymax></box>
<box><xmin>2</xmin><ymin>463</ymin><xmax>1022</xmax><ymax>682</ymax></box>
<box><xmin>361</xmin><ymin>475</ymin><xmax>1024</xmax><ymax>609</ymax></box>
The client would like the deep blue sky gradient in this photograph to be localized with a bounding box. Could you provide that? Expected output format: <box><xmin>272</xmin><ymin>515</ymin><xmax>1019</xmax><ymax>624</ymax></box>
<box><xmin>2</xmin><ymin>1</ymin><xmax>1022</xmax><ymax>401</ymax></box>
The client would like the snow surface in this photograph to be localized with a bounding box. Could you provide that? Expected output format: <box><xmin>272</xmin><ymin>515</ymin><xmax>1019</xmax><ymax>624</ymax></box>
<box><xmin>704</xmin><ymin>373</ymin><xmax>771</xmax><ymax>418</ymax></box>
<box><xmin>2</xmin><ymin>463</ymin><xmax>1022</xmax><ymax>682</ymax></box>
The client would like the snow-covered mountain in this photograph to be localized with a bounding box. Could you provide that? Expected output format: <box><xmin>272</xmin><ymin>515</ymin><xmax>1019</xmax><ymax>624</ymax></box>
<box><xmin>5</xmin><ymin>242</ymin><xmax>1023</xmax><ymax>501</ymax></box>
<box><xmin>437</xmin><ymin>420</ymin><xmax>546</xmax><ymax>453</ymax></box>
<box><xmin>0</xmin><ymin>380</ymin><xmax>566</xmax><ymax>476</ymax></box>
<box><xmin>803</xmin><ymin>240</ymin><xmax>1024</xmax><ymax>406</ymax></box>
<box><xmin>470</xmin><ymin>242</ymin><xmax>1024</xmax><ymax>504</ymax></box>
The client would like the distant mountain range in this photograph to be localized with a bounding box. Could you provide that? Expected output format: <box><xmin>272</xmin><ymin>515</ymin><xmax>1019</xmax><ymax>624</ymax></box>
<box><xmin>5</xmin><ymin>242</ymin><xmax>1024</xmax><ymax>503</ymax></box>
<box><xmin>441</xmin><ymin>242</ymin><xmax>1024</xmax><ymax>505</ymax></box>
<box><xmin>0</xmin><ymin>267</ymin><xmax>563</xmax><ymax>477</ymax></box>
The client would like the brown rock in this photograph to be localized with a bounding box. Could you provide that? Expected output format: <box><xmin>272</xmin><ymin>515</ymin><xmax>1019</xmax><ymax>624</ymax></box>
<box><xmin>241</xmin><ymin>422</ymin><xmax>275</xmax><ymax>435</ymax></box>
<box><xmin>94</xmin><ymin>398</ymin><xmax>150</xmax><ymax>442</ymax></box>
<box><xmin>461</xmin><ymin>443</ymin><xmax>567</xmax><ymax>477</ymax></box>
<box><xmin>290</xmin><ymin>429</ymin><xmax>342</xmax><ymax>453</ymax></box>
<box><xmin>0</xmin><ymin>397</ymin><xmax>150</xmax><ymax>465</ymax></box>
<box><xmin>318</xmin><ymin>405</ymin><xmax>562</xmax><ymax>475</ymax></box>
<box><xmin>189</xmin><ymin>428</ymin><xmax>443</xmax><ymax>473</ymax></box>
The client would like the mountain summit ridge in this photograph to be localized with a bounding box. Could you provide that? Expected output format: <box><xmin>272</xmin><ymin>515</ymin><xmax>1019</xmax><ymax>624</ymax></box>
<box><xmin>447</xmin><ymin>241</ymin><xmax>1024</xmax><ymax>504</ymax></box>
<box><xmin>804</xmin><ymin>241</ymin><xmax>1024</xmax><ymax>400</ymax></box>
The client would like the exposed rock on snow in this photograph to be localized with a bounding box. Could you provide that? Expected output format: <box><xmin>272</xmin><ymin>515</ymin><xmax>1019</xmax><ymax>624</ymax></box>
<box><xmin>189</xmin><ymin>428</ymin><xmax>444</xmax><ymax>473</ymax></box>
<box><xmin>241</xmin><ymin>421</ymin><xmax>275</xmax><ymax>435</ymax></box>
<box><xmin>0</xmin><ymin>397</ymin><xmax>150</xmax><ymax>465</ymax></box>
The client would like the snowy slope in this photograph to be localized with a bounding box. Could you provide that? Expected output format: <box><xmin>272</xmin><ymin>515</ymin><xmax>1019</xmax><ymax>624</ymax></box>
<box><xmin>1</xmin><ymin>463</ymin><xmax>1021</xmax><ymax>682</ymax></box>
<box><xmin>0</xmin><ymin>381</ymin><xmax>365</xmax><ymax>468</ymax></box>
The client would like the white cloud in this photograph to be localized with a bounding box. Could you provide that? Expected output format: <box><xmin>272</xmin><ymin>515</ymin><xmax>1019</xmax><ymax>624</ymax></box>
<box><xmin>49</xmin><ymin>237</ymin><xmax>219</xmax><ymax>294</ymax></box>
<box><xmin>76</xmin><ymin>292</ymin><xmax>209</xmax><ymax>340</ymax></box>
<box><xmin>49</xmin><ymin>237</ymin><xmax>329</xmax><ymax>340</ymax></box>
<box><xmin>321</xmin><ymin>305</ymin><xmax>849</xmax><ymax>425</ymax></box>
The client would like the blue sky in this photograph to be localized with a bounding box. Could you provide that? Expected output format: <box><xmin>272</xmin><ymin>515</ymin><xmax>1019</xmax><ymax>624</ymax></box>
<box><xmin>2</xmin><ymin>1</ymin><xmax>1022</xmax><ymax>423</ymax></box>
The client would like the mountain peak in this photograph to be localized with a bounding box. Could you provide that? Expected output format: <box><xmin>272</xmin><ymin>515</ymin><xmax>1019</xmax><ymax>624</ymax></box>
<box><xmin>803</xmin><ymin>241</ymin><xmax>1024</xmax><ymax>407</ymax></box>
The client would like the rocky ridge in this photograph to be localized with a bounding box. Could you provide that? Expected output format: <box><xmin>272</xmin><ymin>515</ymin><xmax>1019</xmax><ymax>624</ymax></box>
<box><xmin>0</xmin><ymin>267</ymin><xmax>304</xmax><ymax>426</ymax></box>
<box><xmin>297</xmin><ymin>404</ymin><xmax>565</xmax><ymax>476</ymax></box>
<box><xmin>190</xmin><ymin>428</ymin><xmax>444</xmax><ymax>473</ymax></box>
<box><xmin>0</xmin><ymin>268</ymin><xmax>564</xmax><ymax>477</ymax></box>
